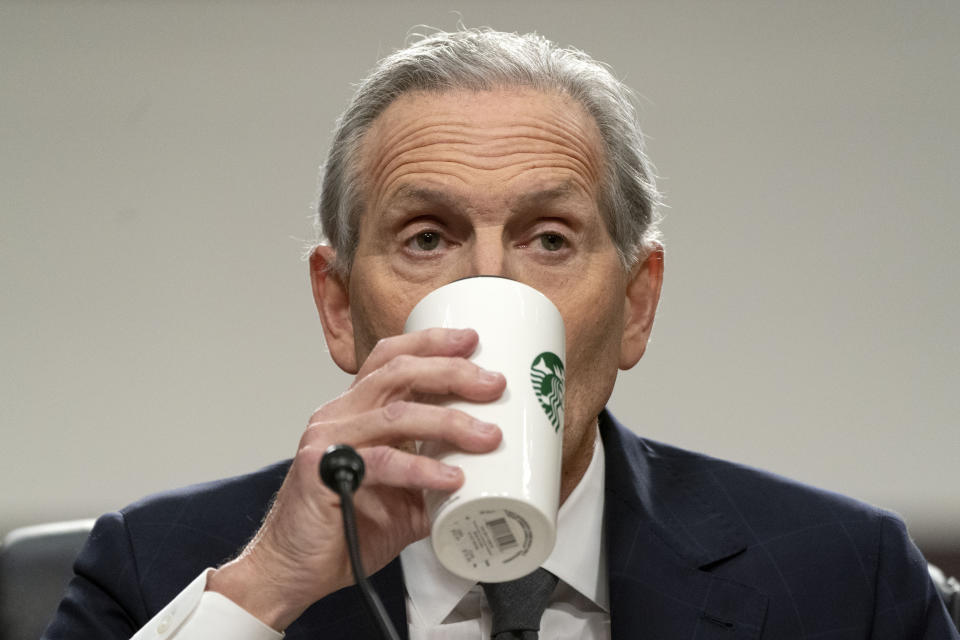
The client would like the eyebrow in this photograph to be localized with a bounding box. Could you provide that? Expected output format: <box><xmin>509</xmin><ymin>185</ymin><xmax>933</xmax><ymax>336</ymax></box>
<box><xmin>386</xmin><ymin>186</ymin><xmax>464</xmax><ymax>214</ymax></box>
<box><xmin>510</xmin><ymin>181</ymin><xmax>582</xmax><ymax>212</ymax></box>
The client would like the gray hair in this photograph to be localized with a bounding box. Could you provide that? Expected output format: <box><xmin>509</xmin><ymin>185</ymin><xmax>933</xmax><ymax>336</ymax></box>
<box><xmin>316</xmin><ymin>28</ymin><xmax>662</xmax><ymax>274</ymax></box>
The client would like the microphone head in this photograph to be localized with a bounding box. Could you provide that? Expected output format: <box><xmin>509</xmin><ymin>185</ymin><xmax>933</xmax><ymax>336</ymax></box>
<box><xmin>320</xmin><ymin>444</ymin><xmax>365</xmax><ymax>493</ymax></box>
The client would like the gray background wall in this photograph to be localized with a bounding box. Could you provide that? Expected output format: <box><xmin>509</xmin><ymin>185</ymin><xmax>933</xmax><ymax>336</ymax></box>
<box><xmin>2</xmin><ymin>1</ymin><xmax>957</xmax><ymax>563</ymax></box>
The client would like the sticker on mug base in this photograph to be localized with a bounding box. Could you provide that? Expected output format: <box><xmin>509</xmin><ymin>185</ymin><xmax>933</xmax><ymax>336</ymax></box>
<box><xmin>432</xmin><ymin>497</ymin><xmax>554</xmax><ymax>582</ymax></box>
<box><xmin>443</xmin><ymin>508</ymin><xmax>533</xmax><ymax>569</ymax></box>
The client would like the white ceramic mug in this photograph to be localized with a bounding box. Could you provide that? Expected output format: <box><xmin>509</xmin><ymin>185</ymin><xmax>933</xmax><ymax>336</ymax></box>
<box><xmin>403</xmin><ymin>276</ymin><xmax>565</xmax><ymax>582</ymax></box>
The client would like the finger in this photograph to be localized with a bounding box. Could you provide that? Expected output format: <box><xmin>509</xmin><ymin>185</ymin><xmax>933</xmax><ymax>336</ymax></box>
<box><xmin>306</xmin><ymin>401</ymin><xmax>502</xmax><ymax>452</ymax></box>
<box><xmin>355</xmin><ymin>328</ymin><xmax>478</xmax><ymax>381</ymax></box>
<box><xmin>352</xmin><ymin>354</ymin><xmax>506</xmax><ymax>411</ymax></box>
<box><xmin>360</xmin><ymin>445</ymin><xmax>465</xmax><ymax>492</ymax></box>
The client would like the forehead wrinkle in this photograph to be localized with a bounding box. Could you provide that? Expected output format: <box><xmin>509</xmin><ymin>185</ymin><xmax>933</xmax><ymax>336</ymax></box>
<box><xmin>371</xmin><ymin>88</ymin><xmax>596</xmax><ymax>141</ymax></box>
<box><xmin>377</xmin><ymin>154</ymin><xmax>597</xmax><ymax>213</ymax></box>
<box><xmin>370</xmin><ymin>127</ymin><xmax>601</xmax><ymax>205</ymax></box>
<box><xmin>361</xmin><ymin>89</ymin><xmax>607</xmax><ymax>218</ymax></box>
<box><xmin>377</xmin><ymin>140</ymin><xmax>598</xmax><ymax>187</ymax></box>
<box><xmin>369</xmin><ymin>107</ymin><xmax>601</xmax><ymax>176</ymax></box>
<box><xmin>370</xmin><ymin>118</ymin><xmax>473</xmax><ymax>167</ymax></box>
<box><xmin>368</xmin><ymin>124</ymin><xmax>476</xmax><ymax>193</ymax></box>
<box><xmin>385</xmin><ymin>117</ymin><xmax>599</xmax><ymax>165</ymax></box>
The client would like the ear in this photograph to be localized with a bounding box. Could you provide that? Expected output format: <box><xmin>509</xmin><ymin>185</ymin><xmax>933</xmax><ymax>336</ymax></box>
<box><xmin>309</xmin><ymin>246</ymin><xmax>359</xmax><ymax>374</ymax></box>
<box><xmin>620</xmin><ymin>245</ymin><xmax>664</xmax><ymax>369</ymax></box>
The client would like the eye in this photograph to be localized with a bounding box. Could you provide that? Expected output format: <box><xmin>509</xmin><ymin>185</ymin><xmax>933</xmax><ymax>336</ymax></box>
<box><xmin>539</xmin><ymin>233</ymin><xmax>566</xmax><ymax>252</ymax></box>
<box><xmin>411</xmin><ymin>231</ymin><xmax>441</xmax><ymax>251</ymax></box>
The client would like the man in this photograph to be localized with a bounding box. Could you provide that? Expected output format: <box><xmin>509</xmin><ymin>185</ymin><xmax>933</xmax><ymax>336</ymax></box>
<box><xmin>44</xmin><ymin>28</ymin><xmax>957</xmax><ymax>639</ymax></box>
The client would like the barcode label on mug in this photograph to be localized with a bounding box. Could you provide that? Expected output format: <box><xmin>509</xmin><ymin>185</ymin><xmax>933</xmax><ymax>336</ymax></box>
<box><xmin>485</xmin><ymin>517</ymin><xmax>518</xmax><ymax>552</ymax></box>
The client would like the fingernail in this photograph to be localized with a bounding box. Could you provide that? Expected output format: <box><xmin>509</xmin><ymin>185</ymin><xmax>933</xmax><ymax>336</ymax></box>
<box><xmin>475</xmin><ymin>420</ymin><xmax>498</xmax><ymax>435</ymax></box>
<box><xmin>478</xmin><ymin>369</ymin><xmax>502</xmax><ymax>383</ymax></box>
<box><xmin>443</xmin><ymin>465</ymin><xmax>463</xmax><ymax>481</ymax></box>
<box><xmin>450</xmin><ymin>329</ymin><xmax>471</xmax><ymax>344</ymax></box>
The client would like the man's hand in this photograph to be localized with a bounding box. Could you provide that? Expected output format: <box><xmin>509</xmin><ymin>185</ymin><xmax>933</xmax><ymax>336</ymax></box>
<box><xmin>207</xmin><ymin>328</ymin><xmax>504</xmax><ymax>630</ymax></box>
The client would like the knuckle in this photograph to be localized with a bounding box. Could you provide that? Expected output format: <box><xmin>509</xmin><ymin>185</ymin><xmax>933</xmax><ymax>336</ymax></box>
<box><xmin>298</xmin><ymin>423</ymin><xmax>321</xmax><ymax>450</ymax></box>
<box><xmin>308</xmin><ymin>396</ymin><xmax>347</xmax><ymax>424</ymax></box>
<box><xmin>426</xmin><ymin>327</ymin><xmax>448</xmax><ymax>343</ymax></box>
<box><xmin>301</xmin><ymin>413</ymin><xmax>346</xmax><ymax>450</ymax></box>
<box><xmin>393</xmin><ymin>353</ymin><xmax>416</xmax><ymax>368</ymax></box>
<box><xmin>455</xmin><ymin>409</ymin><xmax>476</xmax><ymax>431</ymax></box>
<box><xmin>382</xmin><ymin>400</ymin><xmax>409</xmax><ymax>421</ymax></box>
<box><xmin>430</xmin><ymin>356</ymin><xmax>457</xmax><ymax>376</ymax></box>
<box><xmin>294</xmin><ymin>442</ymin><xmax>325</xmax><ymax>470</ymax></box>
<box><xmin>403</xmin><ymin>457</ymin><xmax>428</xmax><ymax>485</ymax></box>
<box><xmin>391</xmin><ymin>450</ymin><xmax>425</xmax><ymax>485</ymax></box>
<box><xmin>298</xmin><ymin>425</ymin><xmax>329</xmax><ymax>454</ymax></box>
<box><xmin>371</xmin><ymin>336</ymin><xmax>392</xmax><ymax>357</ymax></box>
<box><xmin>363</xmin><ymin>445</ymin><xmax>394</xmax><ymax>470</ymax></box>
<box><xmin>451</xmin><ymin>360</ymin><xmax>478</xmax><ymax>385</ymax></box>
<box><xmin>385</xmin><ymin>353</ymin><xmax>415</xmax><ymax>375</ymax></box>
<box><xmin>365</xmin><ymin>445</ymin><xmax>426</xmax><ymax>486</ymax></box>
<box><xmin>308</xmin><ymin>404</ymin><xmax>329</xmax><ymax>423</ymax></box>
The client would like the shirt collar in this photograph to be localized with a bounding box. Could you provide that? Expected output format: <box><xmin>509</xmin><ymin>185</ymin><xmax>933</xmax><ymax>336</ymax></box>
<box><xmin>400</xmin><ymin>428</ymin><xmax>608</xmax><ymax>625</ymax></box>
<box><xmin>543</xmin><ymin>428</ymin><xmax>608</xmax><ymax>611</ymax></box>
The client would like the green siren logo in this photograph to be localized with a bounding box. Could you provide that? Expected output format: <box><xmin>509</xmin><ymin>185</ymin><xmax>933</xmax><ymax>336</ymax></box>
<box><xmin>530</xmin><ymin>352</ymin><xmax>564</xmax><ymax>433</ymax></box>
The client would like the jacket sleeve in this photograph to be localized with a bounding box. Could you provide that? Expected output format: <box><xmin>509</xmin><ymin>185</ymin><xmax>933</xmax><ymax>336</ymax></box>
<box><xmin>40</xmin><ymin>511</ymin><xmax>283</xmax><ymax>640</ymax></box>
<box><xmin>41</xmin><ymin>511</ymin><xmax>148</xmax><ymax>639</ymax></box>
<box><xmin>870</xmin><ymin>514</ymin><xmax>959</xmax><ymax>639</ymax></box>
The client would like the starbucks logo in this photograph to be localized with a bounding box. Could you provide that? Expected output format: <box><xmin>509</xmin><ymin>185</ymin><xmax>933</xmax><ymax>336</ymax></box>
<box><xmin>530</xmin><ymin>352</ymin><xmax>564</xmax><ymax>433</ymax></box>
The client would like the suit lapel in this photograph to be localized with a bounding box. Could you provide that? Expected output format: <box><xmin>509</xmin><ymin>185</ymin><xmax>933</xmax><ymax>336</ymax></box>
<box><xmin>600</xmin><ymin>411</ymin><xmax>768</xmax><ymax>639</ymax></box>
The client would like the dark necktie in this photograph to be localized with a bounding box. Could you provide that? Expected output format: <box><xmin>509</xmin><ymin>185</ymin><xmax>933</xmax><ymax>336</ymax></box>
<box><xmin>480</xmin><ymin>568</ymin><xmax>559</xmax><ymax>640</ymax></box>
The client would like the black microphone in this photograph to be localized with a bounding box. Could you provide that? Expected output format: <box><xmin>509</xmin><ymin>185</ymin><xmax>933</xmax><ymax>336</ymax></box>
<box><xmin>320</xmin><ymin>443</ymin><xmax>365</xmax><ymax>493</ymax></box>
<box><xmin>319</xmin><ymin>444</ymin><xmax>401</xmax><ymax>640</ymax></box>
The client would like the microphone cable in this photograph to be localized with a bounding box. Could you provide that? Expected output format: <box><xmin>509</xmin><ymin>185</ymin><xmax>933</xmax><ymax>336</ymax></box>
<box><xmin>320</xmin><ymin>444</ymin><xmax>401</xmax><ymax>640</ymax></box>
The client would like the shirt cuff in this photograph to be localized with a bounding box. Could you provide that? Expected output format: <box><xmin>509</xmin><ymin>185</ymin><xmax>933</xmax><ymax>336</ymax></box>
<box><xmin>131</xmin><ymin>569</ymin><xmax>284</xmax><ymax>640</ymax></box>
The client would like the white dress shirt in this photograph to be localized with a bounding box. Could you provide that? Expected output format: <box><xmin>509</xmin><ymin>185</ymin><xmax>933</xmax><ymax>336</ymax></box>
<box><xmin>129</xmin><ymin>430</ymin><xmax>608</xmax><ymax>640</ymax></box>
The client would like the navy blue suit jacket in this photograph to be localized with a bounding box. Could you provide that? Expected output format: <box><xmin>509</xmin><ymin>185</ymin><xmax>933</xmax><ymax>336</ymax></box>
<box><xmin>45</xmin><ymin>411</ymin><xmax>957</xmax><ymax>639</ymax></box>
